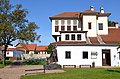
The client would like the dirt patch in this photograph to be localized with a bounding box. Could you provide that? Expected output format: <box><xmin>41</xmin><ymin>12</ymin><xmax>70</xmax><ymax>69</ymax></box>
<box><xmin>0</xmin><ymin>65</ymin><xmax>64</xmax><ymax>79</ymax></box>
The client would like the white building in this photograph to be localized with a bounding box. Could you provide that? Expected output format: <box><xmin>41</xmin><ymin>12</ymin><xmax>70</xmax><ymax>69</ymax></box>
<box><xmin>49</xmin><ymin>6</ymin><xmax>120</xmax><ymax>67</ymax></box>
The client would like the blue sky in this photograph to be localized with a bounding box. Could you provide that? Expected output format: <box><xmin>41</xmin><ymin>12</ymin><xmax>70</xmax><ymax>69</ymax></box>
<box><xmin>10</xmin><ymin>0</ymin><xmax>120</xmax><ymax>46</ymax></box>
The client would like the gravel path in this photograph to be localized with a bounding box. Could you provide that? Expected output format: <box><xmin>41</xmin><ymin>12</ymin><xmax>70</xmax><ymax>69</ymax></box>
<box><xmin>0</xmin><ymin>65</ymin><xmax>64</xmax><ymax>79</ymax></box>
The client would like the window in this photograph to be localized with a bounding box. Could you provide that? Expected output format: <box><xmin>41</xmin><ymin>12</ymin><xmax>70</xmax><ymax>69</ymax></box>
<box><xmin>65</xmin><ymin>34</ymin><xmax>69</xmax><ymax>40</ymax></box>
<box><xmin>34</xmin><ymin>51</ymin><xmax>39</xmax><ymax>54</ymax></box>
<box><xmin>71</xmin><ymin>34</ymin><xmax>75</xmax><ymax>40</ymax></box>
<box><xmin>99</xmin><ymin>23</ymin><xmax>103</xmax><ymax>30</ymax></box>
<box><xmin>67</xmin><ymin>26</ymin><xmax>71</xmax><ymax>31</ymax></box>
<box><xmin>55</xmin><ymin>26</ymin><xmax>59</xmax><ymax>32</ymax></box>
<box><xmin>77</xmin><ymin>34</ymin><xmax>81</xmax><ymax>40</ymax></box>
<box><xmin>73</xmin><ymin>20</ymin><xmax>77</xmax><ymax>25</ymax></box>
<box><xmin>61</xmin><ymin>20</ymin><xmax>65</xmax><ymax>25</ymax></box>
<box><xmin>73</xmin><ymin>26</ymin><xmax>77</xmax><ymax>31</ymax></box>
<box><xmin>65</xmin><ymin>51</ymin><xmax>71</xmax><ymax>59</ymax></box>
<box><xmin>83</xmin><ymin>51</ymin><xmax>88</xmax><ymax>59</ymax></box>
<box><xmin>88</xmin><ymin>22</ymin><xmax>92</xmax><ymax>29</ymax></box>
<box><xmin>91</xmin><ymin>51</ymin><xmax>97</xmax><ymax>59</ymax></box>
<box><xmin>61</xmin><ymin>26</ymin><xmax>65</xmax><ymax>31</ymax></box>
<box><xmin>118</xmin><ymin>52</ymin><xmax>120</xmax><ymax>60</ymax></box>
<box><xmin>26</xmin><ymin>51</ymin><xmax>29</xmax><ymax>54</ymax></box>
<box><xmin>67</xmin><ymin>20</ymin><xmax>71</xmax><ymax>25</ymax></box>
<box><xmin>55</xmin><ymin>20</ymin><xmax>59</xmax><ymax>25</ymax></box>
<box><xmin>59</xmin><ymin>37</ymin><xmax>61</xmax><ymax>41</ymax></box>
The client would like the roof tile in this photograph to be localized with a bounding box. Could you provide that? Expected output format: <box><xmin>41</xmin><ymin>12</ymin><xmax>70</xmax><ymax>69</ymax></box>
<box><xmin>89</xmin><ymin>37</ymin><xmax>99</xmax><ymax>44</ymax></box>
<box><xmin>101</xmin><ymin>28</ymin><xmax>120</xmax><ymax>44</ymax></box>
<box><xmin>36</xmin><ymin>46</ymin><xmax>48</xmax><ymax>51</ymax></box>
<box><xmin>25</xmin><ymin>44</ymin><xmax>37</xmax><ymax>51</ymax></box>
<box><xmin>51</xmin><ymin>12</ymin><xmax>80</xmax><ymax>17</ymax></box>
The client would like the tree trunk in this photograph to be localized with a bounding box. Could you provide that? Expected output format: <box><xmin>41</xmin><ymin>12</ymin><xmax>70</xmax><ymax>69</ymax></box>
<box><xmin>3</xmin><ymin>44</ymin><xmax>8</xmax><ymax>65</ymax></box>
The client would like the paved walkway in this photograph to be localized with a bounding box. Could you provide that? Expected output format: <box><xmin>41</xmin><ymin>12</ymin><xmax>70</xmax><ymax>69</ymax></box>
<box><xmin>0</xmin><ymin>65</ymin><xmax>64</xmax><ymax>79</ymax></box>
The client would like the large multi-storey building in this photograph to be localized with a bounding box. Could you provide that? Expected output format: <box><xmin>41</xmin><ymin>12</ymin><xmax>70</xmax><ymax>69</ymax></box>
<box><xmin>50</xmin><ymin>6</ymin><xmax>120</xmax><ymax>67</ymax></box>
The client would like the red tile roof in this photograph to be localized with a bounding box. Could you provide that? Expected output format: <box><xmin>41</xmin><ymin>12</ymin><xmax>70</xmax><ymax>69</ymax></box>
<box><xmin>25</xmin><ymin>44</ymin><xmax>37</xmax><ymax>51</ymax></box>
<box><xmin>16</xmin><ymin>43</ymin><xmax>48</xmax><ymax>51</ymax></box>
<box><xmin>101</xmin><ymin>28</ymin><xmax>120</xmax><ymax>44</ymax></box>
<box><xmin>16</xmin><ymin>43</ymin><xmax>37</xmax><ymax>51</ymax></box>
<box><xmin>15</xmin><ymin>43</ymin><xmax>28</xmax><ymax>50</ymax></box>
<box><xmin>50</xmin><ymin>11</ymin><xmax>111</xmax><ymax>19</ymax></box>
<box><xmin>36</xmin><ymin>46</ymin><xmax>48</xmax><ymax>51</ymax></box>
<box><xmin>52</xmin><ymin>12</ymin><xmax>80</xmax><ymax>17</ymax></box>
<box><xmin>16</xmin><ymin>47</ymin><xmax>26</xmax><ymax>51</ymax></box>
<box><xmin>89</xmin><ymin>37</ymin><xmax>99</xmax><ymax>44</ymax></box>
<box><xmin>7</xmin><ymin>47</ymin><xmax>25</xmax><ymax>51</ymax></box>
<box><xmin>7</xmin><ymin>48</ymin><xmax>16</xmax><ymax>51</ymax></box>
<box><xmin>83</xmin><ymin>10</ymin><xmax>97</xmax><ymax>13</ymax></box>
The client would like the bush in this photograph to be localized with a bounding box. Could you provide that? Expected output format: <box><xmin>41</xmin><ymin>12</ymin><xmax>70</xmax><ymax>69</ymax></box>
<box><xmin>0</xmin><ymin>64</ymin><xmax>5</xmax><ymax>68</ymax></box>
<box><xmin>23</xmin><ymin>58</ymin><xmax>46</xmax><ymax>65</ymax></box>
<box><xmin>0</xmin><ymin>60</ymin><xmax>13</xmax><ymax>65</ymax></box>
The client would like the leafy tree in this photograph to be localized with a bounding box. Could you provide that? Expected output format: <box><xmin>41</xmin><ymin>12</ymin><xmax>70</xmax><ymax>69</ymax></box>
<box><xmin>0</xmin><ymin>0</ymin><xmax>40</xmax><ymax>64</ymax></box>
<box><xmin>108</xmin><ymin>20</ymin><xmax>115</xmax><ymax>26</ymax></box>
<box><xmin>46</xmin><ymin>44</ymin><xmax>53</xmax><ymax>54</ymax></box>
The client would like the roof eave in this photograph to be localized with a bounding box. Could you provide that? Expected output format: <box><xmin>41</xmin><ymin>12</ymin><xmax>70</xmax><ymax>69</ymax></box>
<box><xmin>98</xmin><ymin>13</ymin><xmax>111</xmax><ymax>17</ymax></box>
<box><xmin>56</xmin><ymin>44</ymin><xmax>118</xmax><ymax>46</ymax></box>
<box><xmin>49</xmin><ymin>16</ymin><xmax>79</xmax><ymax>20</ymax></box>
<box><xmin>60</xmin><ymin>31</ymin><xmax>88</xmax><ymax>33</ymax></box>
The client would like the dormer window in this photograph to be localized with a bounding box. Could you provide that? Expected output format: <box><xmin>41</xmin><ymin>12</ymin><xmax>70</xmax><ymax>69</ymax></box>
<box><xmin>55</xmin><ymin>20</ymin><xmax>59</xmax><ymax>25</ymax></box>
<box><xmin>67</xmin><ymin>20</ymin><xmax>71</xmax><ymax>25</ymax></box>
<box><xmin>61</xmin><ymin>20</ymin><xmax>65</xmax><ymax>25</ymax></box>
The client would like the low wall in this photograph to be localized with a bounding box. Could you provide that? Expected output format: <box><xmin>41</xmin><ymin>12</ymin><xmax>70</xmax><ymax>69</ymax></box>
<box><xmin>23</xmin><ymin>54</ymin><xmax>50</xmax><ymax>59</ymax></box>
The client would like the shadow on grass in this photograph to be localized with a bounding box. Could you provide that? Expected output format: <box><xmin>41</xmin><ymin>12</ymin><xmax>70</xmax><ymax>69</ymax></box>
<box><xmin>107</xmin><ymin>69</ymin><xmax>120</xmax><ymax>73</ymax></box>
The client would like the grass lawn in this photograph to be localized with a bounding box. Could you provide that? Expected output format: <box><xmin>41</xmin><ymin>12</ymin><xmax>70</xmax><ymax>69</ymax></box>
<box><xmin>0</xmin><ymin>64</ymin><xmax>5</xmax><ymax>68</ymax></box>
<box><xmin>21</xmin><ymin>68</ymin><xmax>120</xmax><ymax>79</ymax></box>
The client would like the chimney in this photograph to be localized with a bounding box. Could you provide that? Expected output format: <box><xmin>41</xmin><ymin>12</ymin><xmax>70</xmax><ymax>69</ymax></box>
<box><xmin>100</xmin><ymin>7</ymin><xmax>104</xmax><ymax>13</ymax></box>
<box><xmin>115</xmin><ymin>22</ymin><xmax>119</xmax><ymax>28</ymax></box>
<box><xmin>90</xmin><ymin>6</ymin><xmax>94</xmax><ymax>11</ymax></box>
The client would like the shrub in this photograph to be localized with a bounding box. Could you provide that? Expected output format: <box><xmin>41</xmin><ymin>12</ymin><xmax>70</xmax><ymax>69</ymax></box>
<box><xmin>23</xmin><ymin>58</ymin><xmax>46</xmax><ymax>65</ymax></box>
<box><xmin>0</xmin><ymin>64</ymin><xmax>5</xmax><ymax>68</ymax></box>
<box><xmin>0</xmin><ymin>60</ymin><xmax>13</xmax><ymax>65</ymax></box>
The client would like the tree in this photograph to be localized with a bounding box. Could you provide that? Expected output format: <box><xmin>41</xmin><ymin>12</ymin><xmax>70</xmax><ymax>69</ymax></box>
<box><xmin>46</xmin><ymin>44</ymin><xmax>53</xmax><ymax>54</ymax></box>
<box><xmin>0</xmin><ymin>0</ymin><xmax>40</xmax><ymax>65</ymax></box>
<box><xmin>108</xmin><ymin>20</ymin><xmax>115</xmax><ymax>26</ymax></box>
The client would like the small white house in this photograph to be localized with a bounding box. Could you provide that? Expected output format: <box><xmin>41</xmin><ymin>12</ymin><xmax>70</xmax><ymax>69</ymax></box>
<box><xmin>49</xmin><ymin>6</ymin><xmax>120</xmax><ymax>67</ymax></box>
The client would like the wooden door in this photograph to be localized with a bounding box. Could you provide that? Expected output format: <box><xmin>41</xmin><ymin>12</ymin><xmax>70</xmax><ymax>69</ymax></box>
<box><xmin>102</xmin><ymin>49</ymin><xmax>111</xmax><ymax>66</ymax></box>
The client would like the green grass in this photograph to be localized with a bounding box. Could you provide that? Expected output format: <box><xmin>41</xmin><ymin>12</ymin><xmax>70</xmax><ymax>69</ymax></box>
<box><xmin>21</xmin><ymin>68</ymin><xmax>120</xmax><ymax>79</ymax></box>
<box><xmin>0</xmin><ymin>64</ymin><xmax>5</xmax><ymax>68</ymax></box>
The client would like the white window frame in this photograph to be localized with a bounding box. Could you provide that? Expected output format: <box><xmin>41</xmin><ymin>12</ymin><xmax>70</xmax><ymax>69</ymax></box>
<box><xmin>91</xmin><ymin>51</ymin><xmax>97</xmax><ymax>59</ymax></box>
